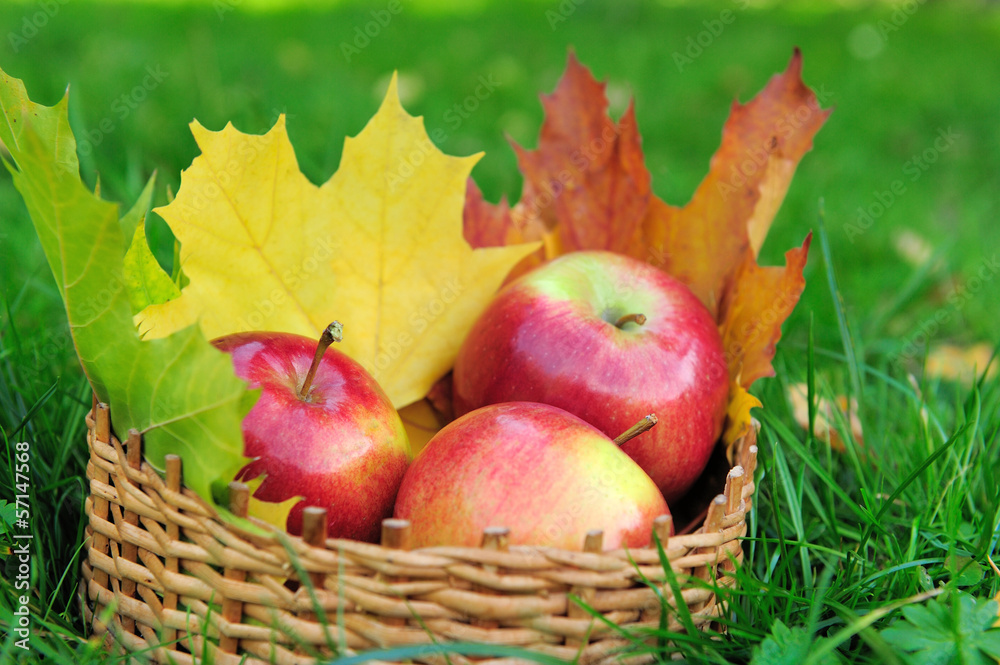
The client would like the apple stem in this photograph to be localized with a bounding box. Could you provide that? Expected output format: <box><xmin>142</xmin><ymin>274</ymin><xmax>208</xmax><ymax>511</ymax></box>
<box><xmin>614</xmin><ymin>313</ymin><xmax>647</xmax><ymax>329</ymax></box>
<box><xmin>613</xmin><ymin>414</ymin><xmax>658</xmax><ymax>446</ymax></box>
<box><xmin>298</xmin><ymin>321</ymin><xmax>344</xmax><ymax>399</ymax></box>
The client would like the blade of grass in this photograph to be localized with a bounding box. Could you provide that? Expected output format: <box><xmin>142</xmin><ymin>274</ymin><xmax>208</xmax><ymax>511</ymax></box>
<box><xmin>872</xmin><ymin>420</ymin><xmax>970</xmax><ymax>525</ymax></box>
<box><xmin>816</xmin><ymin>199</ymin><xmax>863</xmax><ymax>405</ymax></box>
<box><xmin>760</xmin><ymin>410</ymin><xmax>884</xmax><ymax>534</ymax></box>
<box><xmin>772</xmin><ymin>440</ymin><xmax>813</xmax><ymax>589</ymax></box>
<box><xmin>328</xmin><ymin>642</ymin><xmax>572</xmax><ymax>665</ymax></box>
<box><xmin>803</xmin><ymin>589</ymin><xmax>943</xmax><ymax>665</ymax></box>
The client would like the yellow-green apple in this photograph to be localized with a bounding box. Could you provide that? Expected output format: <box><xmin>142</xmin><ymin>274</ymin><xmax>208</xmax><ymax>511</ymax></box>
<box><xmin>452</xmin><ymin>251</ymin><xmax>729</xmax><ymax>504</ymax></box>
<box><xmin>212</xmin><ymin>322</ymin><xmax>410</xmax><ymax>541</ymax></box>
<box><xmin>393</xmin><ymin>401</ymin><xmax>669</xmax><ymax>550</ymax></box>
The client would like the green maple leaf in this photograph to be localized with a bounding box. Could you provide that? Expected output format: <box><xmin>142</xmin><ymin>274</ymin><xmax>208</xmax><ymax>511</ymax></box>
<box><xmin>0</xmin><ymin>67</ymin><xmax>253</xmax><ymax>510</ymax></box>
<box><xmin>750</xmin><ymin>620</ymin><xmax>845</xmax><ymax>665</ymax></box>
<box><xmin>124</xmin><ymin>221</ymin><xmax>181</xmax><ymax>314</ymax></box>
<box><xmin>118</xmin><ymin>172</ymin><xmax>182</xmax><ymax>314</ymax></box>
<box><xmin>881</xmin><ymin>592</ymin><xmax>1000</xmax><ymax>665</ymax></box>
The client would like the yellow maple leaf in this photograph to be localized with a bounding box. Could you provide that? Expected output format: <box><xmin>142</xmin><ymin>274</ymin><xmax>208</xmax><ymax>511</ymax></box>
<box><xmin>138</xmin><ymin>75</ymin><xmax>539</xmax><ymax>408</ymax></box>
<box><xmin>398</xmin><ymin>399</ymin><xmax>448</xmax><ymax>457</ymax></box>
<box><xmin>724</xmin><ymin>380</ymin><xmax>761</xmax><ymax>462</ymax></box>
<box><xmin>243</xmin><ymin>475</ymin><xmax>302</xmax><ymax>533</ymax></box>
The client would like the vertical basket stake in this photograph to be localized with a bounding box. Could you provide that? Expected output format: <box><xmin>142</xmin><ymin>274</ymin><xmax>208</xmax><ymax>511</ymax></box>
<box><xmin>693</xmin><ymin>495</ymin><xmax>727</xmax><ymax>614</ymax></box>
<box><xmin>724</xmin><ymin>466</ymin><xmax>745</xmax><ymax>517</ymax></box>
<box><xmin>378</xmin><ymin>519</ymin><xmax>412</xmax><ymax>627</ymax></box>
<box><xmin>566</xmin><ymin>529</ymin><xmax>604</xmax><ymax>649</ymax></box>
<box><xmin>472</xmin><ymin>526</ymin><xmax>509</xmax><ymax>630</ymax></box>
<box><xmin>743</xmin><ymin>444</ymin><xmax>759</xmax><ymax>486</ymax></box>
<box><xmin>481</xmin><ymin>526</ymin><xmax>509</xmax><ymax>551</ymax></box>
<box><xmin>742</xmin><ymin>421</ymin><xmax>760</xmax><ymax>479</ymax></box>
<box><xmin>722</xmin><ymin>466</ymin><xmax>746</xmax><ymax>580</ymax></box>
<box><xmin>642</xmin><ymin>515</ymin><xmax>674</xmax><ymax>623</ymax></box>
<box><xmin>118</xmin><ymin>429</ymin><xmax>144</xmax><ymax>636</ymax></box>
<box><xmin>161</xmin><ymin>454</ymin><xmax>182</xmax><ymax>649</ymax></box>
<box><xmin>381</xmin><ymin>518</ymin><xmax>411</xmax><ymax>551</ymax></box>
<box><xmin>89</xmin><ymin>403</ymin><xmax>112</xmax><ymax>633</ymax></box>
<box><xmin>218</xmin><ymin>482</ymin><xmax>250</xmax><ymax>655</ymax></box>
<box><xmin>297</xmin><ymin>506</ymin><xmax>329</xmax><ymax>632</ymax></box>
<box><xmin>301</xmin><ymin>507</ymin><xmax>328</xmax><ymax>591</ymax></box>
<box><xmin>653</xmin><ymin>514</ymin><xmax>673</xmax><ymax>546</ymax></box>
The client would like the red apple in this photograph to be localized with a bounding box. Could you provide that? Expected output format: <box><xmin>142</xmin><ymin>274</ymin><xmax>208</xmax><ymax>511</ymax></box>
<box><xmin>452</xmin><ymin>251</ymin><xmax>729</xmax><ymax>504</ymax></box>
<box><xmin>213</xmin><ymin>322</ymin><xmax>410</xmax><ymax>541</ymax></box>
<box><xmin>394</xmin><ymin>402</ymin><xmax>670</xmax><ymax>550</ymax></box>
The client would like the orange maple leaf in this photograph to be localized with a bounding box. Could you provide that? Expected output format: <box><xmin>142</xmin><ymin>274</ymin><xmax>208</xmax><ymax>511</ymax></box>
<box><xmin>465</xmin><ymin>49</ymin><xmax>829</xmax><ymax>453</ymax></box>
<box><xmin>465</xmin><ymin>52</ymin><xmax>652</xmax><ymax>281</ymax></box>
<box><xmin>640</xmin><ymin>50</ymin><xmax>827</xmax><ymax>315</ymax></box>
<box><xmin>719</xmin><ymin>236</ymin><xmax>812</xmax><ymax>388</ymax></box>
<box><xmin>513</xmin><ymin>52</ymin><xmax>651</xmax><ymax>255</ymax></box>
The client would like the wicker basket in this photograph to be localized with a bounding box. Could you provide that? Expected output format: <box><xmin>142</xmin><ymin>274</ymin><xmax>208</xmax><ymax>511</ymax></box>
<box><xmin>80</xmin><ymin>394</ymin><xmax>758</xmax><ymax>665</ymax></box>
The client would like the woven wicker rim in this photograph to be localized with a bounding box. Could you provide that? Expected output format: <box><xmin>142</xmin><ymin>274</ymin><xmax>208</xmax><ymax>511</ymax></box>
<box><xmin>81</xmin><ymin>396</ymin><xmax>758</xmax><ymax>665</ymax></box>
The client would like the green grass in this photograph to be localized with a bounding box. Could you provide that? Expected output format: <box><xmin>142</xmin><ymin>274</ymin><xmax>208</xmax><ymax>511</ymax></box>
<box><xmin>2</xmin><ymin>0</ymin><xmax>999</xmax><ymax>662</ymax></box>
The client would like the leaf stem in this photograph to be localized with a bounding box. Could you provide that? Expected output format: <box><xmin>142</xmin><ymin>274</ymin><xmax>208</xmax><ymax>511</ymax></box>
<box><xmin>299</xmin><ymin>321</ymin><xmax>343</xmax><ymax>399</ymax></box>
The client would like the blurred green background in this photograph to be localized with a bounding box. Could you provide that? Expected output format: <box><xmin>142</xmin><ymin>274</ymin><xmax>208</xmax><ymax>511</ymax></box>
<box><xmin>2</xmin><ymin>0</ymin><xmax>999</xmax><ymax>381</ymax></box>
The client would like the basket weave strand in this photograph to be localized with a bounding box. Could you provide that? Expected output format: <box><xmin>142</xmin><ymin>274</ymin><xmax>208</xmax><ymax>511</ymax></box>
<box><xmin>80</xmin><ymin>398</ymin><xmax>758</xmax><ymax>665</ymax></box>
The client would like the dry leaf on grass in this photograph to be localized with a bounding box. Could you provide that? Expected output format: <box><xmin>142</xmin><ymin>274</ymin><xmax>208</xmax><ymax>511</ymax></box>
<box><xmin>788</xmin><ymin>382</ymin><xmax>864</xmax><ymax>452</ymax></box>
<box><xmin>925</xmin><ymin>343</ymin><xmax>997</xmax><ymax>384</ymax></box>
<box><xmin>893</xmin><ymin>229</ymin><xmax>936</xmax><ymax>268</ymax></box>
